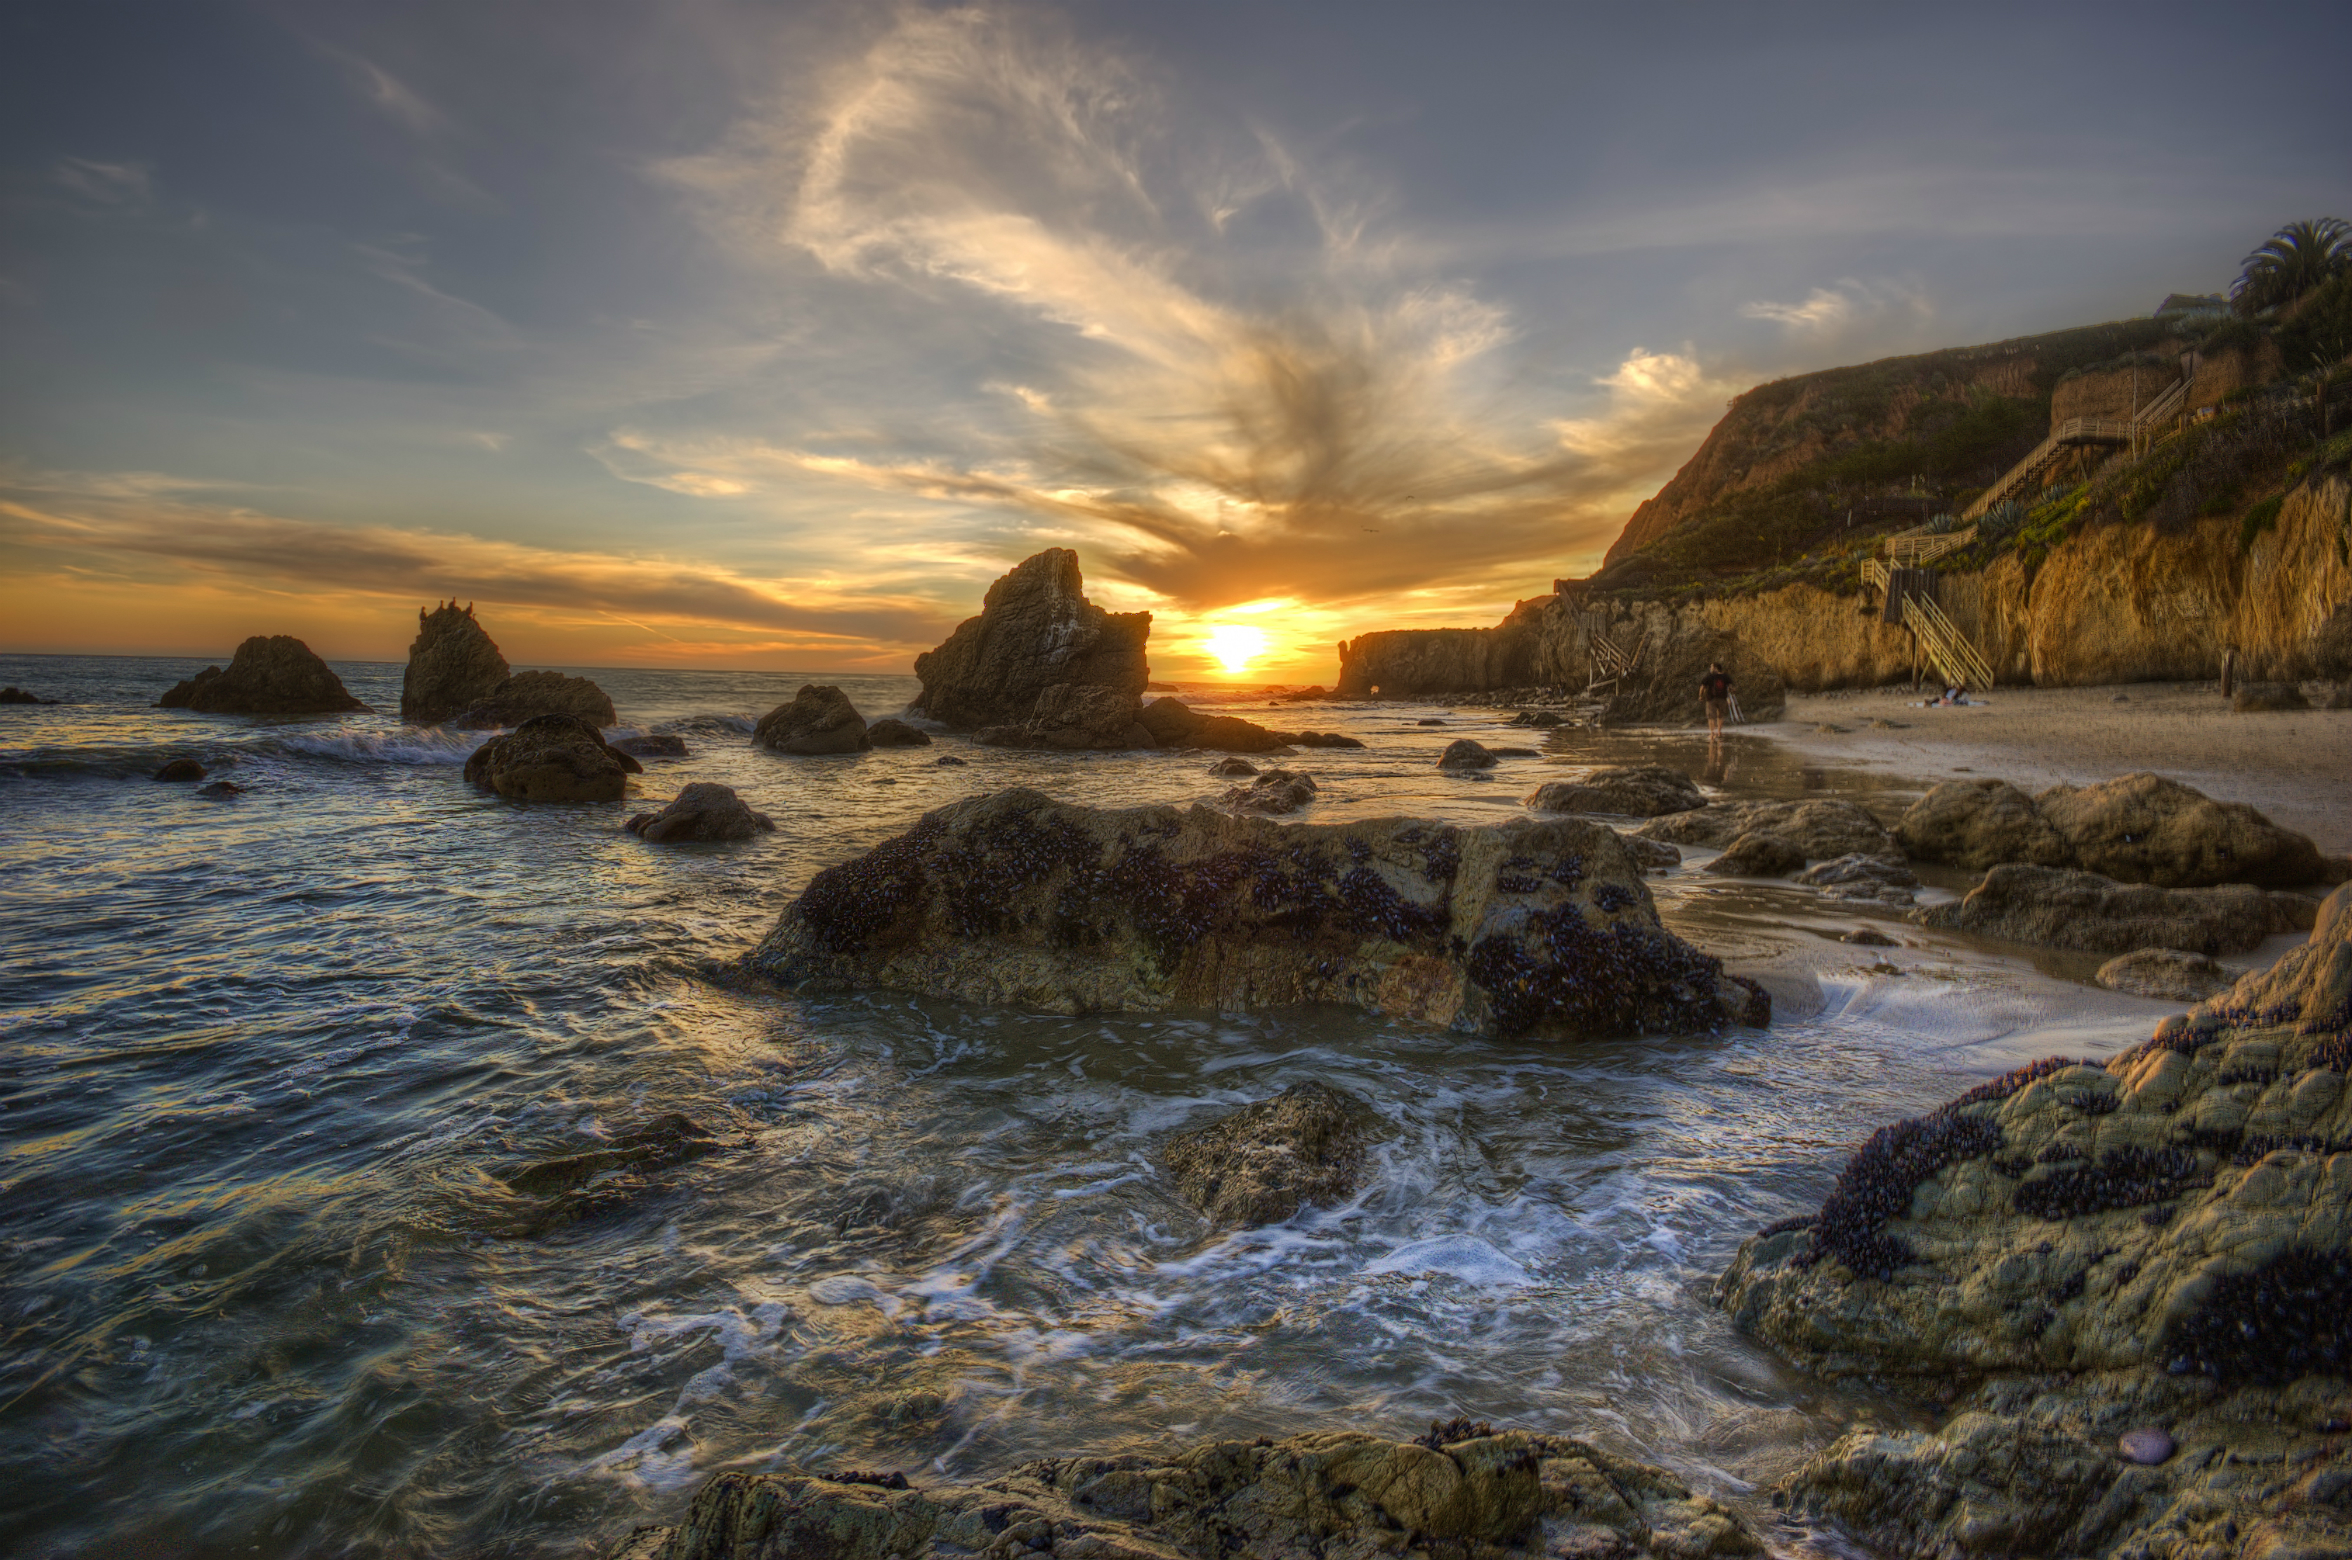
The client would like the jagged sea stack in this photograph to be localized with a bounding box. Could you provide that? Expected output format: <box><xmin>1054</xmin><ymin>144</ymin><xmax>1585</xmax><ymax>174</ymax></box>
<box><xmin>909</xmin><ymin>549</ymin><xmax>1150</xmax><ymax>743</ymax></box>
<box><xmin>401</xmin><ymin>601</ymin><xmax>509</xmax><ymax>723</ymax></box>
<box><xmin>156</xmin><ymin>635</ymin><xmax>366</xmax><ymax>715</ymax></box>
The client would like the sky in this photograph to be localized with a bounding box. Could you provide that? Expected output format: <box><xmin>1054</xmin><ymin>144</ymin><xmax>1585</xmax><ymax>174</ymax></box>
<box><xmin>2</xmin><ymin>1</ymin><xmax>2347</xmax><ymax>681</ymax></box>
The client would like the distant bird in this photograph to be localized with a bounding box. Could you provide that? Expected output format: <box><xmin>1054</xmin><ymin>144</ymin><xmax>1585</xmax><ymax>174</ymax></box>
<box><xmin>1363</xmin><ymin>528</ymin><xmax>1379</xmax><ymax>533</ymax></box>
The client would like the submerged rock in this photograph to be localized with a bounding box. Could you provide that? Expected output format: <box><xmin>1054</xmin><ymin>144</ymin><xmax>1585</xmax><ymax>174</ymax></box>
<box><xmin>1207</xmin><ymin>757</ymin><xmax>1259</xmax><ymax>778</ymax></box>
<box><xmin>1524</xmin><ymin>765</ymin><xmax>1703</xmax><ymax>817</ymax></box>
<box><xmin>1275</xmin><ymin>728</ymin><xmax>1366</xmax><ymax>749</ymax></box>
<box><xmin>1138</xmin><ymin>697</ymin><xmax>1287</xmax><ymax>753</ymax></box>
<box><xmin>505</xmin><ymin>1112</ymin><xmax>721</xmax><ymax>1235</ymax></box>
<box><xmin>1915</xmin><ymin>863</ymin><xmax>2314</xmax><ymax>955</ymax></box>
<box><xmin>464</xmin><ymin>713</ymin><xmax>643</xmax><ymax>803</ymax></box>
<box><xmin>1718</xmin><ymin>883</ymin><xmax>2352</xmax><ymax>1560</ymax></box>
<box><xmin>454</xmin><ymin>669</ymin><xmax>617</xmax><ymax>729</ymax></box>
<box><xmin>2094</xmin><ymin>947</ymin><xmax>2233</xmax><ymax>1002</ymax></box>
<box><xmin>1795</xmin><ymin>852</ymin><xmax>1920</xmax><ymax>904</ymax></box>
<box><xmin>153</xmin><ymin>757</ymin><xmax>206</xmax><ymax>782</ymax></box>
<box><xmin>156</xmin><ymin>635</ymin><xmax>367</xmax><ymax>715</ymax></box>
<box><xmin>1638</xmin><ymin>797</ymin><xmax>1899</xmax><ymax>864</ymax></box>
<box><xmin>754</xmin><ymin>685</ymin><xmax>872</xmax><ymax>755</ymax></box>
<box><xmin>743</xmin><ymin>788</ymin><xmax>1768</xmax><ymax>1039</ymax></box>
<box><xmin>1217</xmin><ymin>768</ymin><xmax>1317</xmax><ymax>815</ymax></box>
<box><xmin>399</xmin><ymin>601</ymin><xmax>508</xmax><ymax>723</ymax></box>
<box><xmin>1706</xmin><ymin>831</ymin><xmax>1805</xmax><ymax>878</ymax></box>
<box><xmin>864</xmin><ymin>718</ymin><xmax>933</xmax><ymax>748</ymax></box>
<box><xmin>612</xmin><ymin>733</ymin><xmax>688</xmax><ymax>759</ymax></box>
<box><xmin>626</xmin><ymin>783</ymin><xmax>775</xmax><ymax>843</ymax></box>
<box><xmin>0</xmin><ymin>686</ymin><xmax>58</xmax><ymax>705</ymax></box>
<box><xmin>197</xmin><ymin>780</ymin><xmax>243</xmax><ymax>797</ymax></box>
<box><xmin>1162</xmin><ymin>1081</ymin><xmax>1369</xmax><ymax>1226</ymax></box>
<box><xmin>910</xmin><ymin>549</ymin><xmax>1150</xmax><ymax>732</ymax></box>
<box><xmin>1436</xmin><ymin>738</ymin><xmax>1498</xmax><ymax>771</ymax></box>
<box><xmin>609</xmin><ymin>1427</ymin><xmax>1765</xmax><ymax>1560</ymax></box>
<box><xmin>1895</xmin><ymin>778</ymin><xmax>2074</xmax><ymax>870</ymax></box>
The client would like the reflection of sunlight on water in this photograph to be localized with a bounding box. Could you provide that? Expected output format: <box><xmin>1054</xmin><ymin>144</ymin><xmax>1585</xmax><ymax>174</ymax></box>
<box><xmin>0</xmin><ymin>651</ymin><xmax>2179</xmax><ymax>1557</ymax></box>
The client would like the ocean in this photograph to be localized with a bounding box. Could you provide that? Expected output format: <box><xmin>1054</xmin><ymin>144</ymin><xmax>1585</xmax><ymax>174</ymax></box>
<box><xmin>0</xmin><ymin>654</ymin><xmax>2226</xmax><ymax>1558</ymax></box>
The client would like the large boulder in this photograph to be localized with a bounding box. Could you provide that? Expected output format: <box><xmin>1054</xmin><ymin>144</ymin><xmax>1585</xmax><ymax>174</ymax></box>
<box><xmin>1915</xmin><ymin>864</ymin><xmax>2314</xmax><ymax>955</ymax></box>
<box><xmin>754</xmin><ymin>685</ymin><xmax>871</xmax><ymax>754</ymax></box>
<box><xmin>1894</xmin><ymin>778</ymin><xmax>2074</xmax><ymax>870</ymax></box>
<box><xmin>2036</xmin><ymin>772</ymin><xmax>2342</xmax><ymax>889</ymax></box>
<box><xmin>155</xmin><ymin>636</ymin><xmax>366</xmax><ymax>715</ymax></box>
<box><xmin>1162</xmin><ymin>1081</ymin><xmax>1369</xmax><ymax>1226</ymax></box>
<box><xmin>1138</xmin><ymin>697</ymin><xmax>1288</xmax><ymax>753</ymax></box>
<box><xmin>910</xmin><ymin>549</ymin><xmax>1150</xmax><ymax>731</ymax></box>
<box><xmin>1524</xmin><ymin>765</ymin><xmax>1704</xmax><ymax>818</ymax></box>
<box><xmin>976</xmin><ymin>683</ymin><xmax>1148</xmax><ymax>751</ymax></box>
<box><xmin>1639</xmin><ymin>798</ymin><xmax>1899</xmax><ymax>864</ymax></box>
<box><xmin>454</xmin><ymin>669</ymin><xmax>616</xmax><ymax>729</ymax></box>
<box><xmin>463</xmin><ymin>713</ymin><xmax>642</xmax><ymax>802</ymax></box>
<box><xmin>608</xmin><ymin>1427</ymin><xmax>1765</xmax><ymax>1560</ymax></box>
<box><xmin>744</xmin><ymin>789</ymin><xmax>1769</xmax><ymax>1039</ymax></box>
<box><xmin>1717</xmin><ymin>884</ymin><xmax>2352</xmax><ymax>1560</ymax></box>
<box><xmin>399</xmin><ymin>601</ymin><xmax>508</xmax><ymax>723</ymax></box>
<box><xmin>626</xmin><ymin>783</ymin><xmax>775</xmax><ymax>843</ymax></box>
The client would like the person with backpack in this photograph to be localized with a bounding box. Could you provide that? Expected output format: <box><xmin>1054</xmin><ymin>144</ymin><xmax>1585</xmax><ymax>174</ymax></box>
<box><xmin>1699</xmin><ymin>662</ymin><xmax>1733</xmax><ymax>737</ymax></box>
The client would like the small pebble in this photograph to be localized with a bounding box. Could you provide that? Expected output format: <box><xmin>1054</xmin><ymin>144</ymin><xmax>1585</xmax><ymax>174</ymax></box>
<box><xmin>2118</xmin><ymin>1428</ymin><xmax>2173</xmax><ymax>1465</ymax></box>
<box><xmin>2112</xmin><ymin>693</ymin><xmax>2129</xmax><ymax>703</ymax></box>
<box><xmin>935</xmin><ymin>755</ymin><xmax>967</xmax><ymax>766</ymax></box>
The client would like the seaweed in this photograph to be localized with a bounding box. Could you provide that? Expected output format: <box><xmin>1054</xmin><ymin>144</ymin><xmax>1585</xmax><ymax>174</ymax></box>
<box><xmin>2167</xmin><ymin>1246</ymin><xmax>2352</xmax><ymax>1383</ymax></box>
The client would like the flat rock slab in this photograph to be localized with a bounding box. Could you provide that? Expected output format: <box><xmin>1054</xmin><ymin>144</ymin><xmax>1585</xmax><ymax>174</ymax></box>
<box><xmin>2095</xmin><ymin>948</ymin><xmax>2234</xmax><ymax>1003</ymax></box>
<box><xmin>743</xmin><ymin>788</ymin><xmax>1768</xmax><ymax>1040</ymax></box>
<box><xmin>1915</xmin><ymin>864</ymin><xmax>2314</xmax><ymax>955</ymax></box>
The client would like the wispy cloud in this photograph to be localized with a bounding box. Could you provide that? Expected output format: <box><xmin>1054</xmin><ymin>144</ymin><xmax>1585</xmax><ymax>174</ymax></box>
<box><xmin>52</xmin><ymin>157</ymin><xmax>151</xmax><ymax>205</ymax></box>
<box><xmin>1741</xmin><ymin>276</ymin><xmax>1933</xmax><ymax>334</ymax></box>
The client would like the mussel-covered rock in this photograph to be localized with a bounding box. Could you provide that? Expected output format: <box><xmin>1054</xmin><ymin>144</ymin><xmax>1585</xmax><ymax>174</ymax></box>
<box><xmin>1218</xmin><ymin>768</ymin><xmax>1317</xmax><ymax>815</ymax></box>
<box><xmin>464</xmin><ymin>713</ymin><xmax>642</xmax><ymax>803</ymax></box>
<box><xmin>1162</xmin><ymin>1081</ymin><xmax>1369</xmax><ymax>1227</ymax></box>
<box><xmin>743</xmin><ymin>788</ymin><xmax>1768</xmax><ymax>1039</ymax></box>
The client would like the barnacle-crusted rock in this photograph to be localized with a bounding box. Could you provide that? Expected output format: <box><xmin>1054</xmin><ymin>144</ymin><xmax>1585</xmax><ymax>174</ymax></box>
<box><xmin>1718</xmin><ymin>884</ymin><xmax>2352</xmax><ymax>1560</ymax></box>
<box><xmin>399</xmin><ymin>601</ymin><xmax>508</xmax><ymax>723</ymax></box>
<box><xmin>2095</xmin><ymin>948</ymin><xmax>2233</xmax><ymax>1003</ymax></box>
<box><xmin>1637</xmin><ymin>797</ymin><xmax>1898</xmax><ymax>865</ymax></box>
<box><xmin>910</xmin><ymin>549</ymin><xmax>1150</xmax><ymax>732</ymax></box>
<box><xmin>864</xmin><ymin>718</ymin><xmax>932</xmax><ymax>748</ymax></box>
<box><xmin>1794</xmin><ymin>852</ymin><xmax>1920</xmax><ymax>904</ymax></box>
<box><xmin>1705</xmin><ymin>831</ymin><xmax>1805</xmax><ymax>878</ymax></box>
<box><xmin>1894</xmin><ymin>778</ymin><xmax>2074</xmax><ymax>871</ymax></box>
<box><xmin>755</xmin><ymin>685</ymin><xmax>872</xmax><ymax>755</ymax></box>
<box><xmin>2037</xmin><ymin>772</ymin><xmax>2342</xmax><ymax>888</ymax></box>
<box><xmin>626</xmin><ymin>783</ymin><xmax>775</xmax><ymax>843</ymax></box>
<box><xmin>1162</xmin><ymin>1081</ymin><xmax>1369</xmax><ymax>1226</ymax></box>
<box><xmin>608</xmin><ymin>1427</ymin><xmax>1765</xmax><ymax>1560</ymax></box>
<box><xmin>1914</xmin><ymin>863</ymin><xmax>2314</xmax><ymax>955</ymax></box>
<box><xmin>1137</xmin><ymin>696</ymin><xmax>1288</xmax><ymax>753</ymax></box>
<box><xmin>155</xmin><ymin>635</ymin><xmax>367</xmax><ymax>715</ymax></box>
<box><xmin>1218</xmin><ymin>769</ymin><xmax>1317</xmax><ymax>815</ymax></box>
<box><xmin>1523</xmin><ymin>765</ymin><xmax>1705</xmax><ymax>818</ymax></box>
<box><xmin>463</xmin><ymin>713</ymin><xmax>642</xmax><ymax>803</ymax></box>
<box><xmin>453</xmin><ymin>669</ymin><xmax>617</xmax><ymax>730</ymax></box>
<box><xmin>1436</xmin><ymin>739</ymin><xmax>1498</xmax><ymax>771</ymax></box>
<box><xmin>743</xmin><ymin>789</ymin><xmax>1768</xmax><ymax>1039</ymax></box>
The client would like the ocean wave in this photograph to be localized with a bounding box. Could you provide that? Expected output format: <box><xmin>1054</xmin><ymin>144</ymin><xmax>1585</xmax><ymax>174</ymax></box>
<box><xmin>256</xmin><ymin>727</ymin><xmax>484</xmax><ymax>766</ymax></box>
<box><xmin>666</xmin><ymin>713</ymin><xmax>758</xmax><ymax>737</ymax></box>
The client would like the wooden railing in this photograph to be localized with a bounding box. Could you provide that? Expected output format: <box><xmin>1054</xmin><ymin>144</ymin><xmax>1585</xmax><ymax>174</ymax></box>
<box><xmin>1962</xmin><ymin>417</ymin><xmax>2137</xmax><ymax>521</ymax></box>
<box><xmin>1585</xmin><ymin>624</ymin><xmax>1648</xmax><ymax>695</ymax></box>
<box><xmin>1886</xmin><ymin>524</ymin><xmax>1977</xmax><ymax>565</ymax></box>
<box><xmin>1903</xmin><ymin>592</ymin><xmax>1995</xmax><ymax>691</ymax></box>
<box><xmin>1860</xmin><ymin>557</ymin><xmax>1890</xmax><ymax>593</ymax></box>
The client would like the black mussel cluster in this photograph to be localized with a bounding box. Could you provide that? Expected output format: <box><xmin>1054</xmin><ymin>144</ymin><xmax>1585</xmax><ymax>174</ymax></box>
<box><xmin>2168</xmin><ymin>1245</ymin><xmax>2352</xmax><ymax>1383</ymax></box>
<box><xmin>2013</xmin><ymin>1146</ymin><xmax>2204</xmax><ymax>1220</ymax></box>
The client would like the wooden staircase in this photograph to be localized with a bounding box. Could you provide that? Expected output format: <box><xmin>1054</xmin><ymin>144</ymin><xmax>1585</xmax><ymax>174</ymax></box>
<box><xmin>1961</xmin><ymin>418</ymin><xmax>2137</xmax><ymax>520</ymax></box>
<box><xmin>1584</xmin><ymin>622</ymin><xmax>1648</xmax><ymax>697</ymax></box>
<box><xmin>1902</xmin><ymin>592</ymin><xmax>1995</xmax><ymax>691</ymax></box>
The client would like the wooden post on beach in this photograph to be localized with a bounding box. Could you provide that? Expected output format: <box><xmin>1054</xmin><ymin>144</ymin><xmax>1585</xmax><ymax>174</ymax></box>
<box><xmin>2220</xmin><ymin>647</ymin><xmax>2235</xmax><ymax>699</ymax></box>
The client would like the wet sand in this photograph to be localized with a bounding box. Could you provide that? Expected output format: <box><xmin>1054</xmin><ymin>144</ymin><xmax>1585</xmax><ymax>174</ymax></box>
<box><xmin>1760</xmin><ymin>680</ymin><xmax>2352</xmax><ymax>856</ymax></box>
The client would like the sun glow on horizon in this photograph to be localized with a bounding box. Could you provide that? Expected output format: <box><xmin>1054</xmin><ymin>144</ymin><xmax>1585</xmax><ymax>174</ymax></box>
<box><xmin>1202</xmin><ymin>623</ymin><xmax>1270</xmax><ymax>675</ymax></box>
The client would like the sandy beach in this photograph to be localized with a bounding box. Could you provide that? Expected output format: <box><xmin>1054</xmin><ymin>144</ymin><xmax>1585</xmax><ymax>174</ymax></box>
<box><xmin>1760</xmin><ymin>680</ymin><xmax>2352</xmax><ymax>857</ymax></box>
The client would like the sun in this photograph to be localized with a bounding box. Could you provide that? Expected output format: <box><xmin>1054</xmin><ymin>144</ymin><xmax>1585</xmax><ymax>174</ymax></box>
<box><xmin>1203</xmin><ymin>624</ymin><xmax>1269</xmax><ymax>675</ymax></box>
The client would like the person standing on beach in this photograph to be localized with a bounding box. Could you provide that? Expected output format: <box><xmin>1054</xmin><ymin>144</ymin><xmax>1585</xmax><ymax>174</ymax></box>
<box><xmin>1700</xmin><ymin>662</ymin><xmax>1733</xmax><ymax>738</ymax></box>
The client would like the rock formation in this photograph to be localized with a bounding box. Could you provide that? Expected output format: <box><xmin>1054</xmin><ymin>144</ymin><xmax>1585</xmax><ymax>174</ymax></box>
<box><xmin>1794</xmin><ymin>853</ymin><xmax>1919</xmax><ymax>904</ymax></box>
<box><xmin>1161</xmin><ymin>1081</ymin><xmax>1369</xmax><ymax>1226</ymax></box>
<box><xmin>2094</xmin><ymin>948</ymin><xmax>2233</xmax><ymax>1003</ymax></box>
<box><xmin>1705</xmin><ymin>832</ymin><xmax>1805</xmax><ymax>878</ymax></box>
<box><xmin>1917</xmin><ymin>864</ymin><xmax>2315</xmax><ymax>955</ymax></box>
<box><xmin>1894</xmin><ymin>778</ymin><xmax>2075</xmax><ymax>870</ymax></box>
<box><xmin>743</xmin><ymin>789</ymin><xmax>1768</xmax><ymax>1039</ymax></box>
<box><xmin>608</xmin><ymin>1426</ymin><xmax>1767</xmax><ymax>1560</ymax></box>
<box><xmin>910</xmin><ymin>549</ymin><xmax>1150</xmax><ymax>733</ymax></box>
<box><xmin>1217</xmin><ymin>769</ymin><xmax>1317</xmax><ymax>815</ymax></box>
<box><xmin>1717</xmin><ymin>884</ymin><xmax>2352</xmax><ymax>1560</ymax></box>
<box><xmin>463</xmin><ymin>713</ymin><xmax>642</xmax><ymax>803</ymax></box>
<box><xmin>1136</xmin><ymin>697</ymin><xmax>1286</xmax><ymax>753</ymax></box>
<box><xmin>0</xmin><ymin>686</ymin><xmax>58</xmax><ymax>705</ymax></box>
<box><xmin>153</xmin><ymin>758</ymin><xmax>205</xmax><ymax>782</ymax></box>
<box><xmin>1523</xmin><ymin>766</ymin><xmax>1704</xmax><ymax>818</ymax></box>
<box><xmin>1638</xmin><ymin>798</ymin><xmax>1900</xmax><ymax>865</ymax></box>
<box><xmin>504</xmin><ymin>1113</ymin><xmax>721</xmax><ymax>1236</ymax></box>
<box><xmin>864</xmin><ymin>718</ymin><xmax>932</xmax><ymax>748</ymax></box>
<box><xmin>155</xmin><ymin>636</ymin><xmax>367</xmax><ymax>715</ymax></box>
<box><xmin>976</xmin><ymin>683</ymin><xmax>1149</xmax><ymax>751</ymax></box>
<box><xmin>626</xmin><ymin>783</ymin><xmax>776</xmax><ymax>843</ymax></box>
<box><xmin>453</xmin><ymin>669</ymin><xmax>617</xmax><ymax>729</ymax></box>
<box><xmin>754</xmin><ymin>685</ymin><xmax>871</xmax><ymax>754</ymax></box>
<box><xmin>1436</xmin><ymin>739</ymin><xmax>1498</xmax><ymax>771</ymax></box>
<box><xmin>400</xmin><ymin>601</ymin><xmax>508</xmax><ymax>723</ymax></box>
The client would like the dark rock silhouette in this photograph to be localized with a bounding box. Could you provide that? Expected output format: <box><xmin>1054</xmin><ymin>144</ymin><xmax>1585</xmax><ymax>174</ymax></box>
<box><xmin>910</xmin><ymin>549</ymin><xmax>1150</xmax><ymax>733</ymax></box>
<box><xmin>400</xmin><ymin>601</ymin><xmax>508</xmax><ymax>723</ymax></box>
<box><xmin>0</xmin><ymin>686</ymin><xmax>58</xmax><ymax>705</ymax></box>
<box><xmin>453</xmin><ymin>669</ymin><xmax>616</xmax><ymax>730</ymax></box>
<box><xmin>744</xmin><ymin>789</ymin><xmax>1768</xmax><ymax>1039</ymax></box>
<box><xmin>156</xmin><ymin>636</ymin><xmax>366</xmax><ymax>715</ymax></box>
<box><xmin>626</xmin><ymin>783</ymin><xmax>775</xmax><ymax>843</ymax></box>
<box><xmin>976</xmin><ymin>683</ymin><xmax>1149</xmax><ymax>751</ymax></box>
<box><xmin>1137</xmin><ymin>696</ymin><xmax>1286</xmax><ymax>753</ymax></box>
<box><xmin>864</xmin><ymin>718</ymin><xmax>933</xmax><ymax>748</ymax></box>
<box><xmin>612</xmin><ymin>734</ymin><xmax>688</xmax><ymax>759</ymax></box>
<box><xmin>463</xmin><ymin>713</ymin><xmax>642</xmax><ymax>803</ymax></box>
<box><xmin>1436</xmin><ymin>739</ymin><xmax>1498</xmax><ymax>770</ymax></box>
<box><xmin>1162</xmin><ymin>1082</ymin><xmax>1369</xmax><ymax>1226</ymax></box>
<box><xmin>153</xmin><ymin>758</ymin><xmax>206</xmax><ymax>782</ymax></box>
<box><xmin>754</xmin><ymin>685</ymin><xmax>871</xmax><ymax>754</ymax></box>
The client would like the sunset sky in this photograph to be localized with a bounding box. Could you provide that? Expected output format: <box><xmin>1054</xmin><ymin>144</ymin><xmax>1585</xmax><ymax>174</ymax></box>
<box><xmin>3</xmin><ymin>2</ymin><xmax>2347</xmax><ymax>681</ymax></box>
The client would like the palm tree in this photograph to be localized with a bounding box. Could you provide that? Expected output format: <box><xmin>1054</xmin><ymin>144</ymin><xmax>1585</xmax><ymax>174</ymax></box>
<box><xmin>2231</xmin><ymin>218</ymin><xmax>2352</xmax><ymax>317</ymax></box>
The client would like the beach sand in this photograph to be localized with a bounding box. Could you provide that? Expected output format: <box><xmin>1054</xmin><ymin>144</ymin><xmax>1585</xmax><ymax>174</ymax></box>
<box><xmin>1759</xmin><ymin>680</ymin><xmax>2352</xmax><ymax>856</ymax></box>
